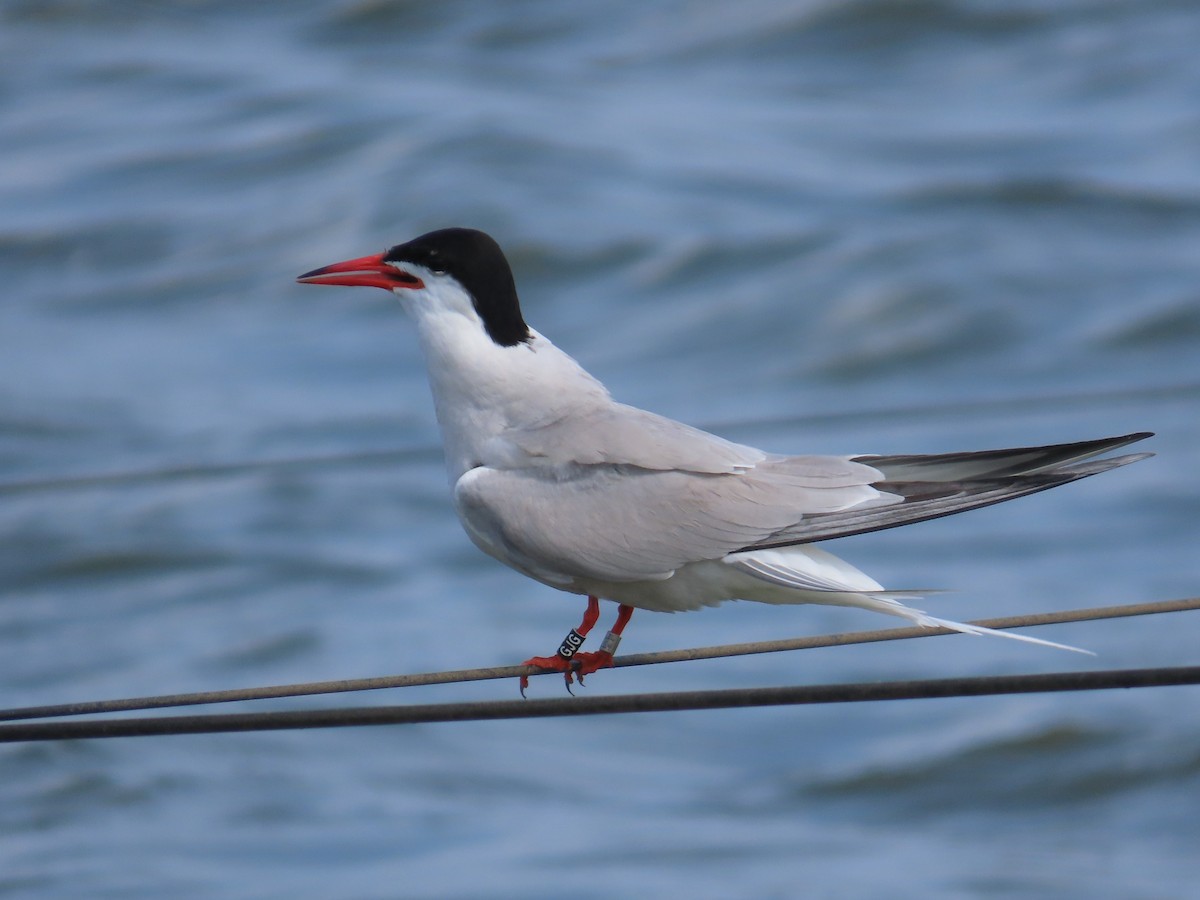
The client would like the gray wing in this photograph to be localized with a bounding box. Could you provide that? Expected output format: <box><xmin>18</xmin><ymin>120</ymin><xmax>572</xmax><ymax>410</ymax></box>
<box><xmin>458</xmin><ymin>428</ymin><xmax>1152</xmax><ymax>583</ymax></box>
<box><xmin>740</xmin><ymin>432</ymin><xmax>1154</xmax><ymax>550</ymax></box>
<box><xmin>454</xmin><ymin>454</ymin><xmax>893</xmax><ymax>584</ymax></box>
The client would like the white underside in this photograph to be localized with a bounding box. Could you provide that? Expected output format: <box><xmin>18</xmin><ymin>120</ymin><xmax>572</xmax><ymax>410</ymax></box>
<box><xmin>525</xmin><ymin>544</ymin><xmax>1091</xmax><ymax>655</ymax></box>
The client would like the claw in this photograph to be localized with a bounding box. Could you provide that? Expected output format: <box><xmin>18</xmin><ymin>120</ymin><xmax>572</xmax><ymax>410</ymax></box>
<box><xmin>569</xmin><ymin>658</ymin><xmax>590</xmax><ymax>688</ymax></box>
<box><xmin>571</xmin><ymin>650</ymin><xmax>615</xmax><ymax>684</ymax></box>
<box><xmin>520</xmin><ymin>654</ymin><xmax>574</xmax><ymax>697</ymax></box>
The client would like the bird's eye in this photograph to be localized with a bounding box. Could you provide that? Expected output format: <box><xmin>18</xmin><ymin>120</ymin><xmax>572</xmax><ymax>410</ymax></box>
<box><xmin>425</xmin><ymin>251</ymin><xmax>446</xmax><ymax>274</ymax></box>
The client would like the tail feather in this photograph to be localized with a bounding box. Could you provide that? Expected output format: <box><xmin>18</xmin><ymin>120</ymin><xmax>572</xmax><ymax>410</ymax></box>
<box><xmin>727</xmin><ymin>550</ymin><xmax>1093</xmax><ymax>655</ymax></box>
<box><xmin>848</xmin><ymin>592</ymin><xmax>1094</xmax><ymax>655</ymax></box>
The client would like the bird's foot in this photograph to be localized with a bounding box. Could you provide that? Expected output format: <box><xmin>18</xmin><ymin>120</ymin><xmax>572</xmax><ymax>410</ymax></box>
<box><xmin>518</xmin><ymin>599</ymin><xmax>631</xmax><ymax>697</ymax></box>
<box><xmin>519</xmin><ymin>654</ymin><xmax>576</xmax><ymax>697</ymax></box>
<box><xmin>517</xmin><ymin>650</ymin><xmax>616</xmax><ymax>696</ymax></box>
<box><xmin>567</xmin><ymin>650</ymin><xmax>615</xmax><ymax>685</ymax></box>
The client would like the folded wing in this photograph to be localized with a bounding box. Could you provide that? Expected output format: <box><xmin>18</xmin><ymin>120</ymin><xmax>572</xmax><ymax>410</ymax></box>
<box><xmin>454</xmin><ymin>454</ymin><xmax>894</xmax><ymax>584</ymax></box>
<box><xmin>456</xmin><ymin>429</ymin><xmax>1152</xmax><ymax>585</ymax></box>
<box><xmin>742</xmin><ymin>432</ymin><xmax>1153</xmax><ymax>550</ymax></box>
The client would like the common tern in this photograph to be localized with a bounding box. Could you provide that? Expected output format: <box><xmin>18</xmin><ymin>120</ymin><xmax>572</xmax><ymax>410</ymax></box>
<box><xmin>298</xmin><ymin>227</ymin><xmax>1152</xmax><ymax>692</ymax></box>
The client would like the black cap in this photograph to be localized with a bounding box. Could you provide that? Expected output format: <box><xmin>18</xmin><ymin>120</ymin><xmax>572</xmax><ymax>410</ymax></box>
<box><xmin>384</xmin><ymin>228</ymin><xmax>531</xmax><ymax>347</ymax></box>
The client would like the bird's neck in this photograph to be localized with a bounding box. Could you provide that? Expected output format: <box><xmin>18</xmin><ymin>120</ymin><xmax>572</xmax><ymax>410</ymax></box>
<box><xmin>410</xmin><ymin>309</ymin><xmax>610</xmax><ymax>482</ymax></box>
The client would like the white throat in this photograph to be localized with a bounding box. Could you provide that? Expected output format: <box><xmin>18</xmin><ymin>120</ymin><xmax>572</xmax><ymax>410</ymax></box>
<box><xmin>395</xmin><ymin>282</ymin><xmax>610</xmax><ymax>482</ymax></box>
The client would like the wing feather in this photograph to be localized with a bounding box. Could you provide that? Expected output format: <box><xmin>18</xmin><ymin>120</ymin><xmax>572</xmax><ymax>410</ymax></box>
<box><xmin>856</xmin><ymin>432</ymin><xmax>1152</xmax><ymax>482</ymax></box>
<box><xmin>455</xmin><ymin>456</ymin><xmax>891</xmax><ymax>584</ymax></box>
<box><xmin>742</xmin><ymin>445</ymin><xmax>1153</xmax><ymax>550</ymax></box>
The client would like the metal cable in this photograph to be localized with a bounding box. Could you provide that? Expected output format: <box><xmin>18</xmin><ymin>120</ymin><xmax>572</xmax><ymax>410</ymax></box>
<box><xmin>1</xmin><ymin>596</ymin><xmax>1195</xmax><ymax>723</ymax></box>
<box><xmin>1</xmin><ymin>664</ymin><xmax>1198</xmax><ymax>743</ymax></box>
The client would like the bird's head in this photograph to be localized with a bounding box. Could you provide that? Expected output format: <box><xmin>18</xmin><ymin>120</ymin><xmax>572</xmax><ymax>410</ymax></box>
<box><xmin>297</xmin><ymin>227</ymin><xmax>531</xmax><ymax>347</ymax></box>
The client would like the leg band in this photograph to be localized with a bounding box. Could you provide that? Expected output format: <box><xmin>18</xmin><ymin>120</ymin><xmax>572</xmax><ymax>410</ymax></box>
<box><xmin>556</xmin><ymin>629</ymin><xmax>586</xmax><ymax>660</ymax></box>
<box><xmin>598</xmin><ymin>630</ymin><xmax>622</xmax><ymax>656</ymax></box>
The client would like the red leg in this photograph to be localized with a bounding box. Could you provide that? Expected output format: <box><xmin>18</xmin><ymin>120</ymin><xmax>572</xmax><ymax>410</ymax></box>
<box><xmin>568</xmin><ymin>604</ymin><xmax>634</xmax><ymax>685</ymax></box>
<box><xmin>520</xmin><ymin>596</ymin><xmax>601</xmax><ymax>694</ymax></box>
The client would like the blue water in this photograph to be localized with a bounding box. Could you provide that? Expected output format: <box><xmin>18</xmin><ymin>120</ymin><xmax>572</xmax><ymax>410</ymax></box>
<box><xmin>2</xmin><ymin>1</ymin><xmax>1199</xmax><ymax>896</ymax></box>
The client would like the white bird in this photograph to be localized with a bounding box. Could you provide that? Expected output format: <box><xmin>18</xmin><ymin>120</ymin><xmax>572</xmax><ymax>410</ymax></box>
<box><xmin>298</xmin><ymin>228</ymin><xmax>1152</xmax><ymax>692</ymax></box>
